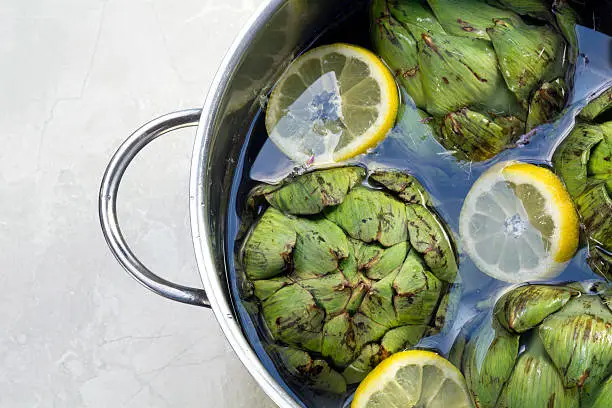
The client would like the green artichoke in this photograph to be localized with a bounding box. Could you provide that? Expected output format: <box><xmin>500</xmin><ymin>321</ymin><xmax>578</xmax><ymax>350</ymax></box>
<box><xmin>552</xmin><ymin>87</ymin><xmax>612</xmax><ymax>279</ymax></box>
<box><xmin>451</xmin><ymin>282</ymin><xmax>612</xmax><ymax>407</ymax></box>
<box><xmin>372</xmin><ymin>0</ymin><xmax>574</xmax><ymax>162</ymax></box>
<box><xmin>578</xmin><ymin>87</ymin><xmax>612</xmax><ymax>122</ymax></box>
<box><xmin>239</xmin><ymin>166</ymin><xmax>458</xmax><ymax>393</ymax></box>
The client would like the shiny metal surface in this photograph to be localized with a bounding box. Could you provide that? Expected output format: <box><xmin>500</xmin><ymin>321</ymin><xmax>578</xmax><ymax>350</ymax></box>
<box><xmin>101</xmin><ymin>0</ymin><xmax>356</xmax><ymax>407</ymax></box>
<box><xmin>99</xmin><ymin>109</ymin><xmax>210</xmax><ymax>308</ymax></box>
<box><xmin>190</xmin><ymin>2</ymin><xmax>312</xmax><ymax>405</ymax></box>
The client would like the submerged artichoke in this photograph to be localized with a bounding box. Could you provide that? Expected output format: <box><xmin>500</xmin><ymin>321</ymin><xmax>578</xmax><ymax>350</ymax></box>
<box><xmin>451</xmin><ymin>282</ymin><xmax>612</xmax><ymax>408</ymax></box>
<box><xmin>553</xmin><ymin>87</ymin><xmax>612</xmax><ymax>279</ymax></box>
<box><xmin>372</xmin><ymin>0</ymin><xmax>574</xmax><ymax>162</ymax></box>
<box><xmin>239</xmin><ymin>166</ymin><xmax>458</xmax><ymax>393</ymax></box>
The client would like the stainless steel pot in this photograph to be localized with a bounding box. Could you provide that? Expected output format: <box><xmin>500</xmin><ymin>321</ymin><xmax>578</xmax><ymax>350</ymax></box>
<box><xmin>99</xmin><ymin>1</ymin><xmax>357</xmax><ymax>407</ymax></box>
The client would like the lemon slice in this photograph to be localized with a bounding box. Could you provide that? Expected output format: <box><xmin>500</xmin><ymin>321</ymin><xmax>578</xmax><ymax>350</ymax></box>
<box><xmin>459</xmin><ymin>161</ymin><xmax>579</xmax><ymax>283</ymax></box>
<box><xmin>352</xmin><ymin>350</ymin><xmax>473</xmax><ymax>408</ymax></box>
<box><xmin>265</xmin><ymin>43</ymin><xmax>399</xmax><ymax>165</ymax></box>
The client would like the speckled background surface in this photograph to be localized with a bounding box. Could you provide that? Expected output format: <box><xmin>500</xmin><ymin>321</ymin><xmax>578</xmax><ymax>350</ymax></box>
<box><xmin>0</xmin><ymin>0</ymin><xmax>276</xmax><ymax>406</ymax></box>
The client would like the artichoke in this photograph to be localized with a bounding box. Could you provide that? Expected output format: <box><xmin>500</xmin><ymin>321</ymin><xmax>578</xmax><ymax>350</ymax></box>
<box><xmin>451</xmin><ymin>282</ymin><xmax>612</xmax><ymax>407</ymax></box>
<box><xmin>578</xmin><ymin>87</ymin><xmax>612</xmax><ymax>122</ymax></box>
<box><xmin>553</xmin><ymin>87</ymin><xmax>612</xmax><ymax>279</ymax></box>
<box><xmin>239</xmin><ymin>166</ymin><xmax>458</xmax><ymax>393</ymax></box>
<box><xmin>372</xmin><ymin>0</ymin><xmax>574</xmax><ymax>162</ymax></box>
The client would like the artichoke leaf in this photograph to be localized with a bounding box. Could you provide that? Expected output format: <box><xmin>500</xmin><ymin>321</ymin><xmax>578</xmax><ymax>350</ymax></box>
<box><xmin>352</xmin><ymin>312</ymin><xmax>389</xmax><ymax>352</ymax></box>
<box><xmin>387</xmin><ymin>0</ymin><xmax>446</xmax><ymax>37</ymax></box>
<box><xmin>526</xmin><ymin>78</ymin><xmax>567</xmax><ymax>131</ymax></box>
<box><xmin>371</xmin><ymin>0</ymin><xmax>387</xmax><ymax>23</ymax></box>
<box><xmin>246</xmin><ymin>183</ymin><xmax>281</xmax><ymax>211</ymax></box>
<box><xmin>346</xmin><ymin>283</ymin><xmax>368</xmax><ymax>316</ymax></box>
<box><xmin>324</xmin><ymin>187</ymin><xmax>408</xmax><ymax>247</ymax></box>
<box><xmin>552</xmin><ymin>123</ymin><xmax>605</xmax><ymax>198</ymax></box>
<box><xmin>538</xmin><ymin>295</ymin><xmax>612</xmax><ymax>395</ymax></box>
<box><xmin>252</xmin><ymin>276</ymin><xmax>293</xmax><ymax>301</ymax></box>
<box><xmin>460</xmin><ymin>316</ymin><xmax>519</xmax><ymax>408</ymax></box>
<box><xmin>587</xmin><ymin>124</ymin><xmax>612</xmax><ymax>194</ymax></box>
<box><xmin>406</xmin><ymin>204</ymin><xmax>458</xmax><ymax>282</ymax></box>
<box><xmin>381</xmin><ymin>324</ymin><xmax>428</xmax><ymax>354</ymax></box>
<box><xmin>579</xmin><ymin>87</ymin><xmax>612</xmax><ymax>122</ymax></box>
<box><xmin>322</xmin><ymin>313</ymin><xmax>357</xmax><ymax>368</ymax></box>
<box><xmin>554</xmin><ymin>0</ymin><xmax>579</xmax><ymax>63</ymax></box>
<box><xmin>494</xmin><ymin>284</ymin><xmax>578</xmax><ymax>333</ymax></box>
<box><xmin>592</xmin><ymin>375</ymin><xmax>612</xmax><ymax>408</ymax></box>
<box><xmin>431</xmin><ymin>290</ymin><xmax>451</xmax><ymax>335</ymax></box>
<box><xmin>369</xmin><ymin>170</ymin><xmax>433</xmax><ymax>206</ymax></box>
<box><xmin>292</xmin><ymin>217</ymin><xmax>349</xmax><ymax>277</ymax></box>
<box><xmin>598</xmin><ymin>285</ymin><xmax>612</xmax><ymax>315</ymax></box>
<box><xmin>393</xmin><ymin>250</ymin><xmax>443</xmax><ymax>325</ymax></box>
<box><xmin>262</xmin><ymin>284</ymin><xmax>325</xmax><ymax>352</ymax></box>
<box><xmin>297</xmin><ymin>273</ymin><xmax>351</xmax><ymax>316</ymax></box>
<box><xmin>497</xmin><ymin>335</ymin><xmax>580</xmax><ymax>408</ymax></box>
<box><xmin>243</xmin><ymin>207</ymin><xmax>296</xmax><ymax>280</ymax></box>
<box><xmin>492</xmin><ymin>0</ymin><xmax>554</xmax><ymax>21</ymax></box>
<box><xmin>342</xmin><ymin>343</ymin><xmax>383</xmax><ymax>384</ymax></box>
<box><xmin>575</xmin><ymin>183</ymin><xmax>612</xmax><ymax>257</ymax></box>
<box><xmin>265</xmin><ymin>166</ymin><xmax>365</xmax><ymax>215</ymax></box>
<box><xmin>354</xmin><ymin>240</ymin><xmax>409</xmax><ymax>280</ymax></box>
<box><xmin>426</xmin><ymin>0</ymin><xmax>520</xmax><ymax>40</ymax></box>
<box><xmin>238</xmin><ymin>183</ymin><xmax>282</xmax><ymax>240</ymax></box>
<box><xmin>437</xmin><ymin>109</ymin><xmax>521</xmax><ymax>162</ymax></box>
<box><xmin>414</xmin><ymin>30</ymin><xmax>518</xmax><ymax>116</ymax></box>
<box><xmin>338</xmin><ymin>241</ymin><xmax>361</xmax><ymax>285</ymax></box>
<box><xmin>493</xmin><ymin>114</ymin><xmax>525</xmax><ymax>139</ymax></box>
<box><xmin>449</xmin><ymin>314</ymin><xmax>488</xmax><ymax>368</ymax></box>
<box><xmin>359</xmin><ymin>269</ymin><xmax>401</xmax><ymax>328</ymax></box>
<box><xmin>372</xmin><ymin>8</ymin><xmax>427</xmax><ymax>108</ymax></box>
<box><xmin>487</xmin><ymin>18</ymin><xmax>565</xmax><ymax>103</ymax></box>
<box><xmin>270</xmin><ymin>345</ymin><xmax>347</xmax><ymax>394</ymax></box>
<box><xmin>589</xmin><ymin>248</ymin><xmax>612</xmax><ymax>283</ymax></box>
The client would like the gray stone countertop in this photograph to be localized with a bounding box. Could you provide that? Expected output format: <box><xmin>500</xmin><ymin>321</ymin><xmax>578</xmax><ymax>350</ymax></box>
<box><xmin>0</xmin><ymin>0</ymin><xmax>275</xmax><ymax>406</ymax></box>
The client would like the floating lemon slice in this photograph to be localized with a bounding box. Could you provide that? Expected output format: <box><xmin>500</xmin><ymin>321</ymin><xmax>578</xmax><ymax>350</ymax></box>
<box><xmin>265</xmin><ymin>43</ymin><xmax>399</xmax><ymax>165</ymax></box>
<box><xmin>459</xmin><ymin>161</ymin><xmax>579</xmax><ymax>283</ymax></box>
<box><xmin>352</xmin><ymin>350</ymin><xmax>473</xmax><ymax>408</ymax></box>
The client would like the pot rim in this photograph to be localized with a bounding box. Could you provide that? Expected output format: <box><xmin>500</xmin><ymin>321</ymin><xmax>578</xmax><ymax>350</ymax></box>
<box><xmin>188</xmin><ymin>1</ymin><xmax>300</xmax><ymax>407</ymax></box>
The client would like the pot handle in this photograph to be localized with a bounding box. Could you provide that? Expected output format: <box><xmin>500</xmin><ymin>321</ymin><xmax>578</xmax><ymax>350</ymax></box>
<box><xmin>99</xmin><ymin>109</ymin><xmax>210</xmax><ymax>308</ymax></box>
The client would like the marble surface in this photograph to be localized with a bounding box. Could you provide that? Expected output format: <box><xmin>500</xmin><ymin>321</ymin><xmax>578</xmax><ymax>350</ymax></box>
<box><xmin>0</xmin><ymin>0</ymin><xmax>275</xmax><ymax>406</ymax></box>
